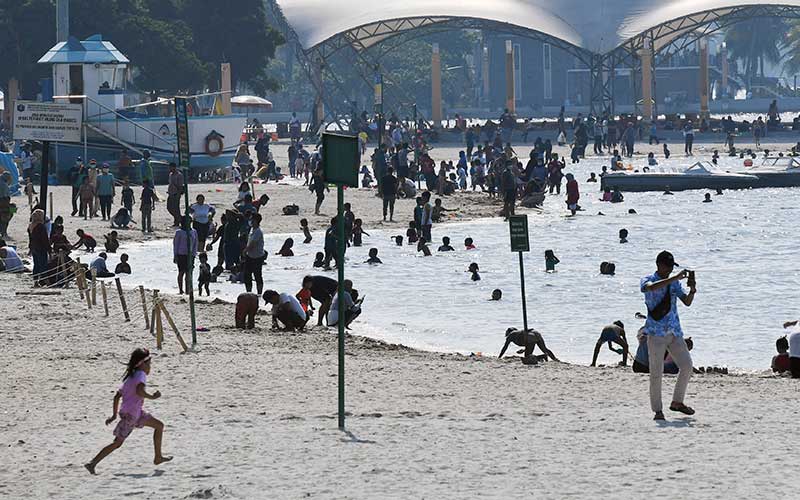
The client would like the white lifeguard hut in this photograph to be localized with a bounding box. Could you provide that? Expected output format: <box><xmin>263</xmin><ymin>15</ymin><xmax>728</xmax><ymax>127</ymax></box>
<box><xmin>38</xmin><ymin>34</ymin><xmax>129</xmax><ymax>118</ymax></box>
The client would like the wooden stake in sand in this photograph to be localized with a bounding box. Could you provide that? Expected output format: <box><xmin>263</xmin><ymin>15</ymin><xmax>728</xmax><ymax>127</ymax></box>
<box><xmin>75</xmin><ymin>260</ymin><xmax>85</xmax><ymax>300</ymax></box>
<box><xmin>83</xmin><ymin>268</ymin><xmax>92</xmax><ymax>309</ymax></box>
<box><xmin>114</xmin><ymin>278</ymin><xmax>130</xmax><ymax>322</ymax></box>
<box><xmin>139</xmin><ymin>286</ymin><xmax>150</xmax><ymax>330</ymax></box>
<box><xmin>159</xmin><ymin>301</ymin><xmax>189</xmax><ymax>353</ymax></box>
<box><xmin>100</xmin><ymin>281</ymin><xmax>109</xmax><ymax>317</ymax></box>
<box><xmin>149</xmin><ymin>290</ymin><xmax>160</xmax><ymax>335</ymax></box>
<box><xmin>90</xmin><ymin>268</ymin><xmax>97</xmax><ymax>306</ymax></box>
<box><xmin>155</xmin><ymin>301</ymin><xmax>164</xmax><ymax>350</ymax></box>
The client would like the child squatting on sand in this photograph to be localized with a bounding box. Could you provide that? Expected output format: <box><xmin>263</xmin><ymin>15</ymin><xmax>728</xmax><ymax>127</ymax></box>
<box><xmin>85</xmin><ymin>348</ymin><xmax>172</xmax><ymax>474</ymax></box>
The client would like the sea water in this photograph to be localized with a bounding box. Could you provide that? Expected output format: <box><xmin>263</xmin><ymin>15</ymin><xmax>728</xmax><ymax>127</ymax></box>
<box><xmin>119</xmin><ymin>153</ymin><xmax>799</xmax><ymax>371</ymax></box>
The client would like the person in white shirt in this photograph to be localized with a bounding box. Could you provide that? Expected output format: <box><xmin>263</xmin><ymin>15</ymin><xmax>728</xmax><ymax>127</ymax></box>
<box><xmin>784</xmin><ymin>320</ymin><xmax>800</xmax><ymax>378</ymax></box>
<box><xmin>263</xmin><ymin>289</ymin><xmax>307</xmax><ymax>330</ymax></box>
<box><xmin>327</xmin><ymin>280</ymin><xmax>362</xmax><ymax>328</ymax></box>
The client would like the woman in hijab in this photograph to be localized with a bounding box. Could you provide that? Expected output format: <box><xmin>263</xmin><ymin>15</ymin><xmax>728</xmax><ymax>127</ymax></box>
<box><xmin>28</xmin><ymin>209</ymin><xmax>51</xmax><ymax>285</ymax></box>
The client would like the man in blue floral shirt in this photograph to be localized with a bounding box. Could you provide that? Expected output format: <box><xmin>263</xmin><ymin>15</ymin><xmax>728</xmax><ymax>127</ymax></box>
<box><xmin>640</xmin><ymin>251</ymin><xmax>697</xmax><ymax>421</ymax></box>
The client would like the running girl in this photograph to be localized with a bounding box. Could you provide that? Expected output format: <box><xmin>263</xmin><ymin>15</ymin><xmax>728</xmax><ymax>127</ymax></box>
<box><xmin>85</xmin><ymin>348</ymin><xmax>172</xmax><ymax>474</ymax></box>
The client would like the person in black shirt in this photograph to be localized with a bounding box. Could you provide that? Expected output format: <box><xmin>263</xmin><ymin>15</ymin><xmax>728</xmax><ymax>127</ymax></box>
<box><xmin>381</xmin><ymin>167</ymin><xmax>399</xmax><ymax>221</ymax></box>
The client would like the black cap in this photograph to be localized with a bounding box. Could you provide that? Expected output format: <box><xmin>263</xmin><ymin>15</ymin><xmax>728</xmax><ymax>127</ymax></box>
<box><xmin>656</xmin><ymin>250</ymin><xmax>678</xmax><ymax>267</ymax></box>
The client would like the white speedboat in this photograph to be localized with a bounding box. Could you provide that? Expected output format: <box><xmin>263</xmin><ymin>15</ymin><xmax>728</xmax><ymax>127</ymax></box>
<box><xmin>601</xmin><ymin>162</ymin><xmax>759</xmax><ymax>192</ymax></box>
<box><xmin>745</xmin><ymin>156</ymin><xmax>800</xmax><ymax>188</ymax></box>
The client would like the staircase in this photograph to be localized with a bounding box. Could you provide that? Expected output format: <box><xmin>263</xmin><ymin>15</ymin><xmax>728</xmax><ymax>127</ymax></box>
<box><xmin>82</xmin><ymin>97</ymin><xmax>177</xmax><ymax>159</ymax></box>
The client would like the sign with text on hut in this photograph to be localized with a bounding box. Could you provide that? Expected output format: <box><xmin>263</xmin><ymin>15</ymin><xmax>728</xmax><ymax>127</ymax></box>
<box><xmin>508</xmin><ymin>215</ymin><xmax>530</xmax><ymax>252</ymax></box>
<box><xmin>174</xmin><ymin>97</ymin><xmax>190</xmax><ymax>168</ymax></box>
<box><xmin>13</xmin><ymin>100</ymin><xmax>83</xmax><ymax>143</ymax></box>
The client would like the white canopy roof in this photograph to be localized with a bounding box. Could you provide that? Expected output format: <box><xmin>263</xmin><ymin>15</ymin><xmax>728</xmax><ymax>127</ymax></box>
<box><xmin>231</xmin><ymin>95</ymin><xmax>273</xmax><ymax>106</ymax></box>
<box><xmin>276</xmin><ymin>0</ymin><xmax>800</xmax><ymax>54</ymax></box>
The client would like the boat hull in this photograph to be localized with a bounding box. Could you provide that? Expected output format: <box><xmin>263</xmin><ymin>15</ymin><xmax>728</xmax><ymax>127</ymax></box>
<box><xmin>746</xmin><ymin>171</ymin><xmax>800</xmax><ymax>188</ymax></box>
<box><xmin>601</xmin><ymin>174</ymin><xmax>758</xmax><ymax>192</ymax></box>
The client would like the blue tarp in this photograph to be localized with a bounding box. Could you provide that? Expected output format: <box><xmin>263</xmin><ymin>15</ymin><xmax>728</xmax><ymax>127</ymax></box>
<box><xmin>0</xmin><ymin>153</ymin><xmax>21</xmax><ymax>195</ymax></box>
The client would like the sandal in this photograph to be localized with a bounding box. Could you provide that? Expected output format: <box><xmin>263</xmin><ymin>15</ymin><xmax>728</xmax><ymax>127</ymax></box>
<box><xmin>653</xmin><ymin>411</ymin><xmax>665</xmax><ymax>421</ymax></box>
<box><xmin>669</xmin><ymin>403</ymin><xmax>695</xmax><ymax>415</ymax></box>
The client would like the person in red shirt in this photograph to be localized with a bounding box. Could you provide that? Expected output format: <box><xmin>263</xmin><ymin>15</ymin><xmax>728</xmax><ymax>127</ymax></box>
<box><xmin>565</xmin><ymin>173</ymin><xmax>580</xmax><ymax>216</ymax></box>
<box><xmin>772</xmin><ymin>336</ymin><xmax>791</xmax><ymax>373</ymax></box>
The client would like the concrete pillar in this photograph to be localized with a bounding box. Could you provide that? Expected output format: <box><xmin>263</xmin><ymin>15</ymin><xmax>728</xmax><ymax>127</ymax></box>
<box><xmin>720</xmin><ymin>42</ymin><xmax>729</xmax><ymax>98</ymax></box>
<box><xmin>56</xmin><ymin>0</ymin><xmax>69</xmax><ymax>43</ymax></box>
<box><xmin>431</xmin><ymin>43</ymin><xmax>442</xmax><ymax>126</ymax></box>
<box><xmin>640</xmin><ymin>40</ymin><xmax>653</xmax><ymax>123</ymax></box>
<box><xmin>505</xmin><ymin>40</ymin><xmax>515</xmax><ymax>113</ymax></box>
<box><xmin>481</xmin><ymin>45</ymin><xmax>490</xmax><ymax>106</ymax></box>
<box><xmin>699</xmin><ymin>39</ymin><xmax>710</xmax><ymax>119</ymax></box>
<box><xmin>220</xmin><ymin>63</ymin><xmax>232</xmax><ymax>115</ymax></box>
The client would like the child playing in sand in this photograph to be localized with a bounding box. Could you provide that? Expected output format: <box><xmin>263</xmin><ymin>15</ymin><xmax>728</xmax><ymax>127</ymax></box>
<box><xmin>366</xmin><ymin>248</ymin><xmax>382</xmax><ymax>264</ymax></box>
<box><xmin>85</xmin><ymin>348</ymin><xmax>172</xmax><ymax>474</ymax></box>
<box><xmin>121</xmin><ymin>179</ymin><xmax>134</xmax><ymax>213</ymax></box>
<box><xmin>432</xmin><ymin>198</ymin><xmax>455</xmax><ymax>223</ymax></box>
<box><xmin>406</xmin><ymin>222</ymin><xmax>419</xmax><ymax>245</ymax></box>
<box><xmin>545</xmin><ymin>250</ymin><xmax>560</xmax><ymax>272</ymax></box>
<box><xmin>114</xmin><ymin>253</ymin><xmax>131</xmax><ymax>274</ymax></box>
<box><xmin>438</xmin><ymin>236</ymin><xmax>455</xmax><ymax>252</ymax></box>
<box><xmin>313</xmin><ymin>252</ymin><xmax>325</xmax><ymax>268</ymax></box>
<box><xmin>464</xmin><ymin>237</ymin><xmax>476</xmax><ymax>250</ymax></box>
<box><xmin>468</xmin><ymin>262</ymin><xmax>481</xmax><ymax>281</ymax></box>
<box><xmin>104</xmin><ymin>231</ymin><xmax>120</xmax><ymax>253</ymax></box>
<box><xmin>417</xmin><ymin>237</ymin><xmax>431</xmax><ymax>256</ymax></box>
<box><xmin>277</xmin><ymin>238</ymin><xmax>294</xmax><ymax>257</ymax></box>
<box><xmin>72</xmin><ymin>229</ymin><xmax>97</xmax><ymax>252</ymax></box>
<box><xmin>352</xmin><ymin>219</ymin><xmax>369</xmax><ymax>247</ymax></box>
<box><xmin>300</xmin><ymin>218</ymin><xmax>312</xmax><ymax>243</ymax></box>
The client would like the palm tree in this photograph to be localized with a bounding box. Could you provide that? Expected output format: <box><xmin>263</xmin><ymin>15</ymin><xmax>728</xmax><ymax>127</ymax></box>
<box><xmin>781</xmin><ymin>21</ymin><xmax>800</xmax><ymax>76</ymax></box>
<box><xmin>724</xmin><ymin>18</ymin><xmax>786</xmax><ymax>83</ymax></box>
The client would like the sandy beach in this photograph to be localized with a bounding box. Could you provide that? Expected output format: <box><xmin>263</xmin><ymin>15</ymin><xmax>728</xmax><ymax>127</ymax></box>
<box><xmin>2</xmin><ymin>137</ymin><xmax>800</xmax><ymax>499</ymax></box>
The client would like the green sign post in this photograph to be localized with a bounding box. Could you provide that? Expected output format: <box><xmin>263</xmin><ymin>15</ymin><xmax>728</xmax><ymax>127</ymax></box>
<box><xmin>174</xmin><ymin>96</ymin><xmax>197</xmax><ymax>345</ymax></box>
<box><xmin>508</xmin><ymin>215</ymin><xmax>530</xmax><ymax>361</ymax></box>
<box><xmin>322</xmin><ymin>132</ymin><xmax>359</xmax><ymax>430</ymax></box>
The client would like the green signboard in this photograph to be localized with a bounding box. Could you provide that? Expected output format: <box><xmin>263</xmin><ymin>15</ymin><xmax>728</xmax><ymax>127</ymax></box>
<box><xmin>322</xmin><ymin>132</ymin><xmax>359</xmax><ymax>187</ymax></box>
<box><xmin>508</xmin><ymin>215</ymin><xmax>530</xmax><ymax>252</ymax></box>
<box><xmin>174</xmin><ymin>97</ymin><xmax>190</xmax><ymax>168</ymax></box>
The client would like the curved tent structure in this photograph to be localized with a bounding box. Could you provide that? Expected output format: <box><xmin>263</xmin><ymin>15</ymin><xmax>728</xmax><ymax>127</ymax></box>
<box><xmin>276</xmin><ymin>0</ymin><xmax>800</xmax><ymax>55</ymax></box>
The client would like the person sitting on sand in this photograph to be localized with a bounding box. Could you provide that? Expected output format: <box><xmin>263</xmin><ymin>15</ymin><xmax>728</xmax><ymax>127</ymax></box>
<box><xmin>263</xmin><ymin>289</ymin><xmax>308</xmax><ymax>331</ymax></box>
<box><xmin>499</xmin><ymin>327</ymin><xmax>559</xmax><ymax>364</ymax></box>
<box><xmin>784</xmin><ymin>320</ymin><xmax>800</xmax><ymax>378</ymax></box>
<box><xmin>0</xmin><ymin>246</ymin><xmax>24</xmax><ymax>272</ymax></box>
<box><xmin>591</xmin><ymin>321</ymin><xmax>629</xmax><ymax>367</ymax></box>
<box><xmin>114</xmin><ymin>253</ymin><xmax>131</xmax><ymax>274</ymax></box>
<box><xmin>468</xmin><ymin>262</ymin><xmax>481</xmax><ymax>281</ymax></box>
<box><xmin>432</xmin><ymin>198</ymin><xmax>455</xmax><ymax>223</ymax></box>
<box><xmin>50</xmin><ymin>225</ymin><xmax>72</xmax><ymax>255</ymax></box>
<box><xmin>72</xmin><ymin>229</ymin><xmax>97</xmax><ymax>252</ymax></box>
<box><xmin>111</xmin><ymin>208</ymin><xmax>133</xmax><ymax>229</ymax></box>
<box><xmin>235</xmin><ymin>292</ymin><xmax>260</xmax><ymax>329</ymax></box>
<box><xmin>417</xmin><ymin>237</ymin><xmax>431</xmax><ymax>256</ymax></box>
<box><xmin>85</xmin><ymin>348</ymin><xmax>172</xmax><ymax>475</ymax></box>
<box><xmin>438</xmin><ymin>236</ymin><xmax>455</xmax><ymax>252</ymax></box>
<box><xmin>327</xmin><ymin>280</ymin><xmax>362</xmax><ymax>329</ymax></box>
<box><xmin>465</xmin><ymin>237</ymin><xmax>476</xmax><ymax>250</ymax></box>
<box><xmin>772</xmin><ymin>336</ymin><xmax>791</xmax><ymax>374</ymax></box>
<box><xmin>490</xmin><ymin>289</ymin><xmax>502</xmax><ymax>301</ymax></box>
<box><xmin>90</xmin><ymin>252</ymin><xmax>115</xmax><ymax>278</ymax></box>
<box><xmin>277</xmin><ymin>238</ymin><xmax>294</xmax><ymax>257</ymax></box>
<box><xmin>365</xmin><ymin>248</ymin><xmax>382</xmax><ymax>264</ymax></box>
<box><xmin>104</xmin><ymin>231</ymin><xmax>120</xmax><ymax>253</ymax></box>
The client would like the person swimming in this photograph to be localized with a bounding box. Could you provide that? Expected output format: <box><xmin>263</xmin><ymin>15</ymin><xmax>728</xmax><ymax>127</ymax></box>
<box><xmin>490</xmin><ymin>289</ymin><xmax>502</xmax><ymax>301</ymax></box>
<box><xmin>545</xmin><ymin>250</ymin><xmax>559</xmax><ymax>272</ymax></box>
<box><xmin>406</xmin><ymin>222</ymin><xmax>419</xmax><ymax>245</ymax></box>
<box><xmin>438</xmin><ymin>236</ymin><xmax>455</xmax><ymax>252</ymax></box>
<box><xmin>417</xmin><ymin>237</ymin><xmax>431</xmax><ymax>256</ymax></box>
<box><xmin>394</xmin><ymin>235</ymin><xmax>403</xmax><ymax>246</ymax></box>
<box><xmin>300</xmin><ymin>218</ymin><xmax>312</xmax><ymax>244</ymax></box>
<box><xmin>703</xmin><ymin>193</ymin><xmax>712</xmax><ymax>203</ymax></box>
<box><xmin>366</xmin><ymin>248</ymin><xmax>382</xmax><ymax>264</ymax></box>
<box><xmin>499</xmin><ymin>327</ymin><xmax>559</xmax><ymax>364</ymax></box>
<box><xmin>464</xmin><ymin>237</ymin><xmax>476</xmax><ymax>250</ymax></box>
<box><xmin>619</xmin><ymin>228</ymin><xmax>629</xmax><ymax>244</ymax></box>
<box><xmin>313</xmin><ymin>252</ymin><xmax>325</xmax><ymax>268</ymax></box>
<box><xmin>277</xmin><ymin>238</ymin><xmax>294</xmax><ymax>256</ymax></box>
<box><xmin>468</xmin><ymin>262</ymin><xmax>480</xmax><ymax>281</ymax></box>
